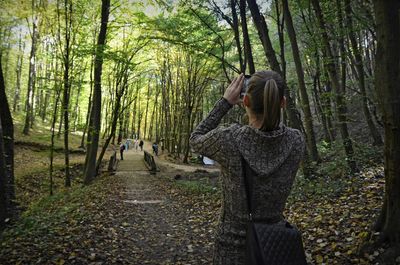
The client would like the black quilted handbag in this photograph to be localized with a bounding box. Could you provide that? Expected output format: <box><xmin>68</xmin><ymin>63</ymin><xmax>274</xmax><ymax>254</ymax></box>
<box><xmin>241</xmin><ymin>157</ymin><xmax>307</xmax><ymax>265</ymax></box>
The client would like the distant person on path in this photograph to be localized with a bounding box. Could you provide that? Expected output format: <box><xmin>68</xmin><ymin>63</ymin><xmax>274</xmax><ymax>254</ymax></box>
<box><xmin>139</xmin><ymin>140</ymin><xmax>144</xmax><ymax>151</ymax></box>
<box><xmin>119</xmin><ymin>142</ymin><xmax>125</xmax><ymax>160</ymax></box>
<box><xmin>134</xmin><ymin>139</ymin><xmax>139</xmax><ymax>151</ymax></box>
<box><xmin>190</xmin><ymin>72</ymin><xmax>305</xmax><ymax>264</ymax></box>
<box><xmin>152</xmin><ymin>142</ymin><xmax>159</xmax><ymax>156</ymax></box>
<box><xmin>125</xmin><ymin>140</ymin><xmax>129</xmax><ymax>151</ymax></box>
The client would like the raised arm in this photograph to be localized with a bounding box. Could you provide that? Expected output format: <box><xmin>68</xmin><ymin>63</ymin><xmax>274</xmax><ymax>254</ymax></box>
<box><xmin>189</xmin><ymin>74</ymin><xmax>244</xmax><ymax>161</ymax></box>
<box><xmin>189</xmin><ymin>98</ymin><xmax>233</xmax><ymax>160</ymax></box>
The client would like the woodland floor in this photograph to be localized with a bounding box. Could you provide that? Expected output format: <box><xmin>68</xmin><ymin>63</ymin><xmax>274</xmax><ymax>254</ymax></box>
<box><xmin>0</xmin><ymin>141</ymin><xmax>396</xmax><ymax>264</ymax></box>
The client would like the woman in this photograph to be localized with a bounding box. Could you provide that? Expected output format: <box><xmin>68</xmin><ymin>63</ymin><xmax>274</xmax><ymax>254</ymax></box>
<box><xmin>189</xmin><ymin>71</ymin><xmax>305</xmax><ymax>264</ymax></box>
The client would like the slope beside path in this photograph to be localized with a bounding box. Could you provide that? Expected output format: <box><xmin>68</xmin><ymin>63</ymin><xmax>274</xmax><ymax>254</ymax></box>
<box><xmin>0</xmin><ymin>147</ymin><xmax>219</xmax><ymax>265</ymax></box>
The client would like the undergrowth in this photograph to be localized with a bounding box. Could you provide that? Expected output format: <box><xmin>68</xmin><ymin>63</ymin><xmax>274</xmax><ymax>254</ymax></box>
<box><xmin>174</xmin><ymin>179</ymin><xmax>219</xmax><ymax>195</ymax></box>
<box><xmin>1</xmin><ymin>175</ymin><xmax>108</xmax><ymax>244</ymax></box>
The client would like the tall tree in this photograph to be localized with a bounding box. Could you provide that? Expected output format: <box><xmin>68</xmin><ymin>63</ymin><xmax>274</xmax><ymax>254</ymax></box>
<box><xmin>49</xmin><ymin>58</ymin><xmax>61</xmax><ymax>196</ymax></box>
<box><xmin>239</xmin><ymin>0</ymin><xmax>255</xmax><ymax>74</ymax></box>
<box><xmin>372</xmin><ymin>0</ymin><xmax>400</xmax><ymax>250</ymax></box>
<box><xmin>344</xmin><ymin>0</ymin><xmax>383</xmax><ymax>146</ymax></box>
<box><xmin>0</xmin><ymin>54</ymin><xmax>15</xmax><ymax>214</ymax></box>
<box><xmin>60</xmin><ymin>0</ymin><xmax>74</xmax><ymax>187</ymax></box>
<box><xmin>311</xmin><ymin>0</ymin><xmax>358</xmax><ymax>172</ymax></box>
<box><xmin>83</xmin><ymin>0</ymin><xmax>111</xmax><ymax>184</ymax></box>
<box><xmin>13</xmin><ymin>32</ymin><xmax>24</xmax><ymax>113</ymax></box>
<box><xmin>230</xmin><ymin>0</ymin><xmax>244</xmax><ymax>73</ymax></box>
<box><xmin>0</xmin><ymin>115</ymin><xmax>7</xmax><ymax>229</ymax></box>
<box><xmin>22</xmin><ymin>0</ymin><xmax>39</xmax><ymax>135</ymax></box>
<box><xmin>282</xmin><ymin>0</ymin><xmax>319</xmax><ymax>162</ymax></box>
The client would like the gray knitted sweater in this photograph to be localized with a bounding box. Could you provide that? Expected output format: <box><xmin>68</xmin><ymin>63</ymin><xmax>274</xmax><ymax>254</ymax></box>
<box><xmin>189</xmin><ymin>98</ymin><xmax>305</xmax><ymax>264</ymax></box>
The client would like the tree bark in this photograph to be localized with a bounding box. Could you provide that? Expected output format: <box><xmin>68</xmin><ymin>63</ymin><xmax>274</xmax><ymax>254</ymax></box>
<box><xmin>96</xmin><ymin>89</ymin><xmax>123</xmax><ymax>175</ymax></box>
<box><xmin>239</xmin><ymin>0</ymin><xmax>255</xmax><ymax>74</ymax></box>
<box><xmin>0</xmin><ymin>54</ymin><xmax>16</xmax><ymax>213</ymax></box>
<box><xmin>23</xmin><ymin>8</ymin><xmax>38</xmax><ymax>135</ymax></box>
<box><xmin>372</xmin><ymin>0</ymin><xmax>400</xmax><ymax>246</ymax></box>
<box><xmin>275</xmin><ymin>1</ymin><xmax>286</xmax><ymax>80</ymax></box>
<box><xmin>61</xmin><ymin>0</ymin><xmax>73</xmax><ymax>187</ymax></box>
<box><xmin>0</xmin><ymin>116</ymin><xmax>8</xmax><ymax>229</ymax></box>
<box><xmin>13</xmin><ymin>33</ymin><xmax>24</xmax><ymax>113</ymax></box>
<box><xmin>143</xmin><ymin>80</ymin><xmax>150</xmax><ymax>140</ymax></box>
<box><xmin>83</xmin><ymin>0</ymin><xmax>110</xmax><ymax>184</ymax></box>
<box><xmin>282</xmin><ymin>0</ymin><xmax>319</xmax><ymax>162</ymax></box>
<box><xmin>49</xmin><ymin>60</ymin><xmax>61</xmax><ymax>196</ymax></box>
<box><xmin>230</xmin><ymin>0</ymin><xmax>244</xmax><ymax>73</ymax></box>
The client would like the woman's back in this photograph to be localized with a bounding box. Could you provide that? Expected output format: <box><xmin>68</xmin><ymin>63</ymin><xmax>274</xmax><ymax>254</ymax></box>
<box><xmin>223</xmin><ymin>124</ymin><xmax>304</xmax><ymax>224</ymax></box>
<box><xmin>189</xmin><ymin>72</ymin><xmax>305</xmax><ymax>264</ymax></box>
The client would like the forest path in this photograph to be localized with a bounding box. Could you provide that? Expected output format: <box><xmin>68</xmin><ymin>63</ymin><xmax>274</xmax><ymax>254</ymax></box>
<box><xmin>110</xmin><ymin>148</ymin><xmax>216</xmax><ymax>264</ymax></box>
<box><xmin>139</xmin><ymin>140</ymin><xmax>220</xmax><ymax>173</ymax></box>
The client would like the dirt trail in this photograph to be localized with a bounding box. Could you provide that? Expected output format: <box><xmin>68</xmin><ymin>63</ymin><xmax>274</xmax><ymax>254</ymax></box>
<box><xmin>128</xmin><ymin>140</ymin><xmax>220</xmax><ymax>174</ymax></box>
<box><xmin>111</xmin><ymin>148</ymin><xmax>218</xmax><ymax>264</ymax></box>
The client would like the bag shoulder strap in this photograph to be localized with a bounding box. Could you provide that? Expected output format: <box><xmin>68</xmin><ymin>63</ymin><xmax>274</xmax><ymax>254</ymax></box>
<box><xmin>241</xmin><ymin>156</ymin><xmax>254</xmax><ymax>219</ymax></box>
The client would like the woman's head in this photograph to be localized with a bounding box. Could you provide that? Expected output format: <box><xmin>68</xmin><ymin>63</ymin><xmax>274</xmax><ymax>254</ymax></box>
<box><xmin>243</xmin><ymin>70</ymin><xmax>285</xmax><ymax>131</ymax></box>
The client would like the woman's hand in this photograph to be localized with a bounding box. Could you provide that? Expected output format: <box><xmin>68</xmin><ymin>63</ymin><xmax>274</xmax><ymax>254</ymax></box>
<box><xmin>223</xmin><ymin>74</ymin><xmax>244</xmax><ymax>105</ymax></box>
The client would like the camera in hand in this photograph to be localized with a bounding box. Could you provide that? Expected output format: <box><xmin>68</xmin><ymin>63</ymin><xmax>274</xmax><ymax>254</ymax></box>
<box><xmin>240</xmin><ymin>75</ymin><xmax>252</xmax><ymax>98</ymax></box>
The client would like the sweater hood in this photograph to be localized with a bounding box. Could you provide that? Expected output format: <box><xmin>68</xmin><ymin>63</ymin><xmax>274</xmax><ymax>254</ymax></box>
<box><xmin>231</xmin><ymin>124</ymin><xmax>302</xmax><ymax>176</ymax></box>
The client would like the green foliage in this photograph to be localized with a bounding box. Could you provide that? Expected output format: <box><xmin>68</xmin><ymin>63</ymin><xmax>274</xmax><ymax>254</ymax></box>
<box><xmin>2</xmin><ymin>181</ymin><xmax>91</xmax><ymax>240</ymax></box>
<box><xmin>312</xmin><ymin>139</ymin><xmax>383</xmax><ymax>179</ymax></box>
<box><xmin>288</xmin><ymin>174</ymin><xmax>348</xmax><ymax>203</ymax></box>
<box><xmin>175</xmin><ymin>179</ymin><xmax>218</xmax><ymax>195</ymax></box>
<box><xmin>352</xmin><ymin>141</ymin><xmax>383</xmax><ymax>168</ymax></box>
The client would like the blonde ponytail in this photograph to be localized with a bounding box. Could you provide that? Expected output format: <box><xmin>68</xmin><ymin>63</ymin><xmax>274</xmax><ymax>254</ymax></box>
<box><xmin>260</xmin><ymin>79</ymin><xmax>281</xmax><ymax>131</ymax></box>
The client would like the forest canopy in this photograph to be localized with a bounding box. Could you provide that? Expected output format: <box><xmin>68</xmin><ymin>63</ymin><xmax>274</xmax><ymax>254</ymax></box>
<box><xmin>1</xmin><ymin>0</ymin><xmax>400</xmax><ymax>264</ymax></box>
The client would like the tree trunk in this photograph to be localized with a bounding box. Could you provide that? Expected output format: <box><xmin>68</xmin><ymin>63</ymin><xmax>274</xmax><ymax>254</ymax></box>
<box><xmin>0</xmin><ymin>54</ymin><xmax>16</xmax><ymax>213</ymax></box>
<box><xmin>95</xmin><ymin>102</ymin><xmax>120</xmax><ymax>175</ymax></box>
<box><xmin>149</xmin><ymin>86</ymin><xmax>159</xmax><ymax>141</ymax></box>
<box><xmin>345</xmin><ymin>0</ymin><xmax>383</xmax><ymax>146</ymax></box>
<box><xmin>282</xmin><ymin>0</ymin><xmax>319</xmax><ymax>162</ymax></box>
<box><xmin>137</xmin><ymin>90</ymin><xmax>142</xmax><ymax>140</ymax></box>
<box><xmin>0</xmin><ymin>116</ymin><xmax>8</xmax><ymax>229</ymax></box>
<box><xmin>372</xmin><ymin>0</ymin><xmax>400</xmax><ymax>246</ymax></box>
<box><xmin>131</xmin><ymin>82</ymin><xmax>139</xmax><ymax>137</ymax></box>
<box><xmin>57</xmin><ymin>104</ymin><xmax>63</xmax><ymax>138</ymax></box>
<box><xmin>313</xmin><ymin>61</ymin><xmax>332</xmax><ymax>143</ymax></box>
<box><xmin>23</xmin><ymin>12</ymin><xmax>38</xmax><ymax>135</ymax></box>
<box><xmin>311</xmin><ymin>0</ymin><xmax>358</xmax><ymax>172</ymax></box>
<box><xmin>230</xmin><ymin>0</ymin><xmax>244</xmax><ymax>73</ymax></box>
<box><xmin>239</xmin><ymin>0</ymin><xmax>255</xmax><ymax>74</ymax></box>
<box><xmin>49</xmin><ymin>61</ymin><xmax>61</xmax><ymax>196</ymax></box>
<box><xmin>83</xmin><ymin>0</ymin><xmax>110</xmax><ymax>184</ymax></box>
<box><xmin>143</xmin><ymin>81</ymin><xmax>150</xmax><ymax>140</ymax></box>
<box><xmin>62</xmin><ymin>0</ymin><xmax>73</xmax><ymax>188</ymax></box>
<box><xmin>275</xmin><ymin>1</ymin><xmax>286</xmax><ymax>80</ymax></box>
<box><xmin>13</xmin><ymin>33</ymin><xmax>24</xmax><ymax>113</ymax></box>
<box><xmin>73</xmin><ymin>66</ymin><xmax>85</xmax><ymax>132</ymax></box>
<box><xmin>80</xmin><ymin>35</ymin><xmax>96</xmax><ymax>148</ymax></box>
<box><xmin>80</xmin><ymin>76</ymin><xmax>93</xmax><ymax>148</ymax></box>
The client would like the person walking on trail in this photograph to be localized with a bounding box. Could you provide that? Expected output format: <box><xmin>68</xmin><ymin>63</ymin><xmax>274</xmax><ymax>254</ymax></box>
<box><xmin>125</xmin><ymin>140</ymin><xmax>129</xmax><ymax>151</ymax></box>
<box><xmin>119</xmin><ymin>142</ymin><xmax>125</xmax><ymax>160</ymax></box>
<box><xmin>152</xmin><ymin>142</ymin><xmax>159</xmax><ymax>156</ymax></box>
<box><xmin>139</xmin><ymin>140</ymin><xmax>144</xmax><ymax>151</ymax></box>
<box><xmin>134</xmin><ymin>139</ymin><xmax>139</xmax><ymax>151</ymax></box>
<box><xmin>190</xmin><ymin>71</ymin><xmax>306</xmax><ymax>264</ymax></box>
